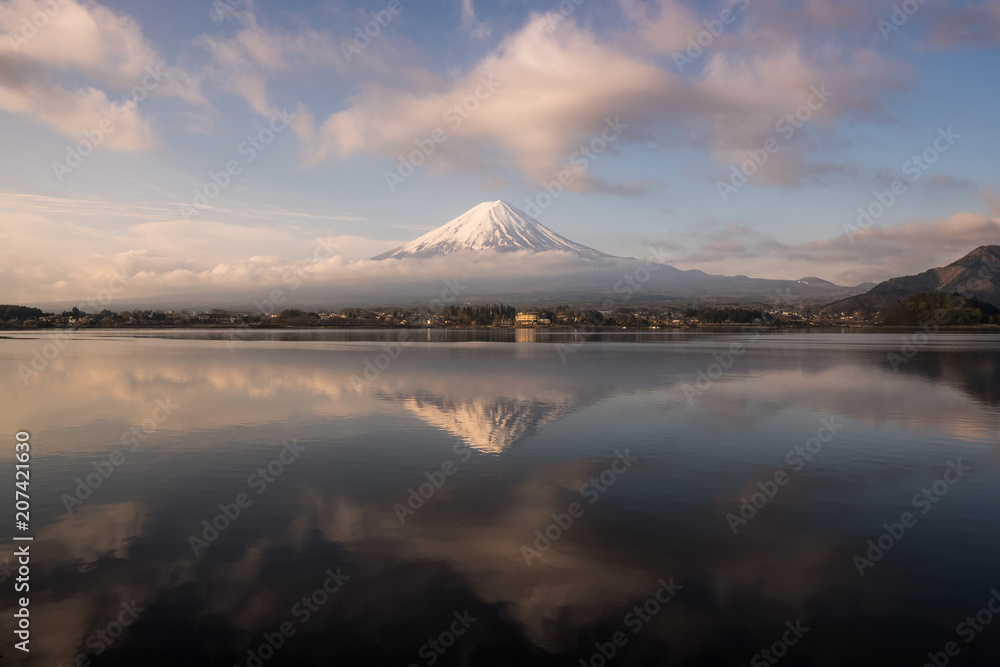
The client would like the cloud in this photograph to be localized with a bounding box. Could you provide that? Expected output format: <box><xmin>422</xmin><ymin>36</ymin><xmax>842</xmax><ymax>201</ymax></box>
<box><xmin>0</xmin><ymin>193</ymin><xmax>658</xmax><ymax>305</ymax></box>
<box><xmin>876</xmin><ymin>169</ymin><xmax>977</xmax><ymax>193</ymax></box>
<box><xmin>0</xmin><ymin>70</ymin><xmax>154</xmax><ymax>151</ymax></box>
<box><xmin>297</xmin><ymin>3</ymin><xmax>906</xmax><ymax>191</ymax></box>
<box><xmin>197</xmin><ymin>1</ymin><xmax>438</xmax><ymax>125</ymax></box>
<box><xmin>926</xmin><ymin>173</ymin><xmax>977</xmax><ymax>191</ymax></box>
<box><xmin>0</xmin><ymin>225</ymin><xmax>631</xmax><ymax>305</ymax></box>
<box><xmin>460</xmin><ymin>0</ymin><xmax>491</xmax><ymax>40</ymax></box>
<box><xmin>302</xmin><ymin>13</ymin><xmax>682</xmax><ymax>190</ymax></box>
<box><xmin>7</xmin><ymin>188</ymin><xmax>1000</xmax><ymax>304</ymax></box>
<box><xmin>0</xmin><ymin>192</ymin><xmax>390</xmax><ymax>303</ymax></box>
<box><xmin>0</xmin><ymin>0</ymin><xmax>203</xmax><ymax>149</ymax></box>
<box><xmin>927</xmin><ymin>1</ymin><xmax>1000</xmax><ymax>48</ymax></box>
<box><xmin>662</xmin><ymin>206</ymin><xmax>1000</xmax><ymax>286</ymax></box>
<box><xmin>197</xmin><ymin>7</ymin><xmax>343</xmax><ymax>116</ymax></box>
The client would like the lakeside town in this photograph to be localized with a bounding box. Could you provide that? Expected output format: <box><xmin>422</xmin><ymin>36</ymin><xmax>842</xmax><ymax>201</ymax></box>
<box><xmin>3</xmin><ymin>297</ymin><xmax>997</xmax><ymax>331</ymax></box>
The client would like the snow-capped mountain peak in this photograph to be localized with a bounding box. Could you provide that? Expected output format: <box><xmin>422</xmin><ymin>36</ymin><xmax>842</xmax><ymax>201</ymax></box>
<box><xmin>371</xmin><ymin>200</ymin><xmax>612</xmax><ymax>260</ymax></box>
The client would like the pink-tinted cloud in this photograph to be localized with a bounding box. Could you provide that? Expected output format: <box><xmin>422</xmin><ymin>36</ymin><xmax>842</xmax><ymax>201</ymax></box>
<box><xmin>928</xmin><ymin>1</ymin><xmax>1000</xmax><ymax>48</ymax></box>
<box><xmin>663</xmin><ymin>205</ymin><xmax>1000</xmax><ymax>285</ymax></box>
<box><xmin>297</xmin><ymin>3</ymin><xmax>907</xmax><ymax>191</ymax></box>
<box><xmin>0</xmin><ymin>0</ymin><xmax>203</xmax><ymax>149</ymax></box>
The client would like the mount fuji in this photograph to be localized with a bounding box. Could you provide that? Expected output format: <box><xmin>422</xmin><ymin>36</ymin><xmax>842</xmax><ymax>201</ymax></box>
<box><xmin>372</xmin><ymin>200</ymin><xmax>612</xmax><ymax>260</ymax></box>
<box><xmin>350</xmin><ymin>200</ymin><xmax>873</xmax><ymax>305</ymax></box>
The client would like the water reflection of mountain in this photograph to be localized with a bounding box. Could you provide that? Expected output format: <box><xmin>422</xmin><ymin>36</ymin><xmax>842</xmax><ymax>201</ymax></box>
<box><xmin>375</xmin><ymin>390</ymin><xmax>580</xmax><ymax>453</ymax></box>
<box><xmin>5</xmin><ymin>333</ymin><xmax>1000</xmax><ymax>666</ymax></box>
<box><xmin>363</xmin><ymin>348</ymin><xmax>682</xmax><ymax>452</ymax></box>
<box><xmin>888</xmin><ymin>349</ymin><xmax>1000</xmax><ymax>406</ymax></box>
<box><xmin>8</xmin><ymin>334</ymin><xmax>999</xmax><ymax>458</ymax></box>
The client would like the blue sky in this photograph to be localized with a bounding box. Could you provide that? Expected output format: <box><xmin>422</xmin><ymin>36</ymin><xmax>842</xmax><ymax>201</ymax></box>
<box><xmin>1</xmin><ymin>0</ymin><xmax>999</xmax><ymax>304</ymax></box>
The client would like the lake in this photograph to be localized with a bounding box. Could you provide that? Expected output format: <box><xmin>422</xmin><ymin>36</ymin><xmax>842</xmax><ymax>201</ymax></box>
<box><xmin>2</xmin><ymin>329</ymin><xmax>999</xmax><ymax>666</ymax></box>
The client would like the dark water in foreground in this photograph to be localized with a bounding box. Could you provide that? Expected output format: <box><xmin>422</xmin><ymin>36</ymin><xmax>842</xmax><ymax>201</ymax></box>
<box><xmin>1</xmin><ymin>329</ymin><xmax>999</xmax><ymax>666</ymax></box>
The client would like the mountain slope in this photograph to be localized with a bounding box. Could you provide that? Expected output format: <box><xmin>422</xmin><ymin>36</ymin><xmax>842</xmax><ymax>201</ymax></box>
<box><xmin>372</xmin><ymin>200</ymin><xmax>613</xmax><ymax>260</ymax></box>
<box><xmin>822</xmin><ymin>245</ymin><xmax>1000</xmax><ymax>315</ymax></box>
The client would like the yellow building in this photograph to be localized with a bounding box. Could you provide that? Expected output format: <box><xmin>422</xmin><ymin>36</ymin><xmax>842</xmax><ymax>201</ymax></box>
<box><xmin>515</xmin><ymin>312</ymin><xmax>538</xmax><ymax>326</ymax></box>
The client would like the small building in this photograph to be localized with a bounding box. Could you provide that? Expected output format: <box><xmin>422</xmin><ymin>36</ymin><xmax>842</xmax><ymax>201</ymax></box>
<box><xmin>515</xmin><ymin>312</ymin><xmax>538</xmax><ymax>326</ymax></box>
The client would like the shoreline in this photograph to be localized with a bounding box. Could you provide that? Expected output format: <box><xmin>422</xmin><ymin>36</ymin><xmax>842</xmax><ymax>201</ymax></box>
<box><xmin>2</xmin><ymin>323</ymin><xmax>999</xmax><ymax>333</ymax></box>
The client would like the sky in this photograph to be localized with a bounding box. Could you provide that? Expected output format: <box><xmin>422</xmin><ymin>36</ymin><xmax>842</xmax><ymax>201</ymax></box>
<box><xmin>1</xmin><ymin>0</ymin><xmax>999</xmax><ymax>306</ymax></box>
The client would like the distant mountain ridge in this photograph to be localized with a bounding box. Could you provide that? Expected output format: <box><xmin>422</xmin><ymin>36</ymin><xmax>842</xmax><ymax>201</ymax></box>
<box><xmin>365</xmin><ymin>200</ymin><xmax>870</xmax><ymax>304</ymax></box>
<box><xmin>822</xmin><ymin>245</ymin><xmax>1000</xmax><ymax>314</ymax></box>
<box><xmin>29</xmin><ymin>202</ymin><xmax>880</xmax><ymax>311</ymax></box>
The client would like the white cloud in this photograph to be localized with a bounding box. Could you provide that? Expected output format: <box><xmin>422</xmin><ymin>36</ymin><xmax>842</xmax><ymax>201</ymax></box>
<box><xmin>298</xmin><ymin>4</ymin><xmax>906</xmax><ymax>190</ymax></box>
<box><xmin>0</xmin><ymin>0</ymin><xmax>203</xmax><ymax>150</ymax></box>
<box><xmin>928</xmin><ymin>1</ymin><xmax>1000</xmax><ymax>48</ymax></box>
<box><xmin>460</xmin><ymin>0</ymin><xmax>491</xmax><ymax>40</ymax></box>
<box><xmin>303</xmin><ymin>13</ymin><xmax>681</xmax><ymax>190</ymax></box>
<box><xmin>2</xmin><ymin>187</ymin><xmax>998</xmax><ymax>303</ymax></box>
<box><xmin>662</xmin><ymin>206</ymin><xmax>1000</xmax><ymax>285</ymax></box>
<box><xmin>0</xmin><ymin>192</ymin><xmax>386</xmax><ymax>302</ymax></box>
<box><xmin>0</xmin><ymin>77</ymin><xmax>155</xmax><ymax>151</ymax></box>
<box><xmin>197</xmin><ymin>8</ymin><xmax>343</xmax><ymax>116</ymax></box>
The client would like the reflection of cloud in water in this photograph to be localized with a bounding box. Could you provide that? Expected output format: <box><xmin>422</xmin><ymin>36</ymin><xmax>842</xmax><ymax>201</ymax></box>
<box><xmin>284</xmin><ymin>472</ymin><xmax>852</xmax><ymax>653</ymax></box>
<box><xmin>3</xmin><ymin>334</ymin><xmax>1000</xmax><ymax>663</ymax></box>
<box><xmin>0</xmin><ymin>503</ymin><xmax>152</xmax><ymax>665</ymax></box>
<box><xmin>671</xmin><ymin>361</ymin><xmax>998</xmax><ymax>444</ymax></box>
<box><xmin>5</xmin><ymin>337</ymin><xmax>998</xmax><ymax>458</ymax></box>
<box><xmin>35</xmin><ymin>501</ymin><xmax>147</xmax><ymax>565</ymax></box>
<box><xmin>2</xmin><ymin>345</ymin><xmax>373</xmax><ymax>455</ymax></box>
<box><xmin>6</xmin><ymin>450</ymin><xmax>999</xmax><ymax>664</ymax></box>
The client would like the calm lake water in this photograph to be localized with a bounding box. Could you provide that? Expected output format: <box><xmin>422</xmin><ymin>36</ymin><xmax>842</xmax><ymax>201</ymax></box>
<box><xmin>2</xmin><ymin>329</ymin><xmax>999</xmax><ymax>666</ymax></box>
